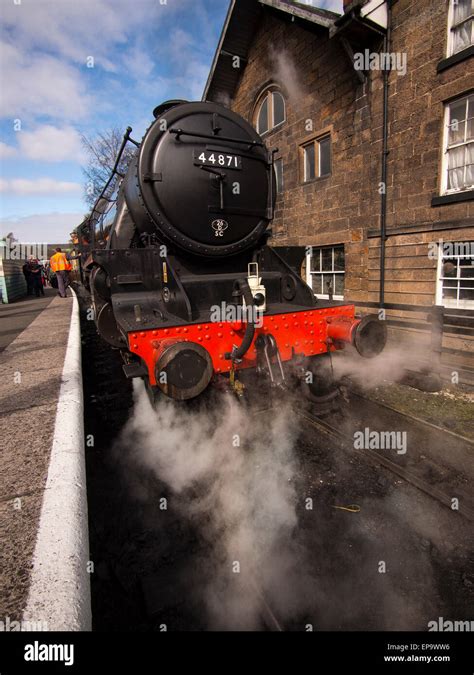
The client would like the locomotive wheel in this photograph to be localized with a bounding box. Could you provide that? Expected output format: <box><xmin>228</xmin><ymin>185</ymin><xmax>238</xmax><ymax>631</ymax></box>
<box><xmin>96</xmin><ymin>302</ymin><xmax>126</xmax><ymax>348</ymax></box>
<box><xmin>300</xmin><ymin>354</ymin><xmax>341</xmax><ymax>416</ymax></box>
<box><xmin>301</xmin><ymin>386</ymin><xmax>341</xmax><ymax>416</ymax></box>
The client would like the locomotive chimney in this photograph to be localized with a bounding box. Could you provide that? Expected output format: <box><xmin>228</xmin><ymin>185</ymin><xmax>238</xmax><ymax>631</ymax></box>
<box><xmin>152</xmin><ymin>99</ymin><xmax>189</xmax><ymax>119</ymax></box>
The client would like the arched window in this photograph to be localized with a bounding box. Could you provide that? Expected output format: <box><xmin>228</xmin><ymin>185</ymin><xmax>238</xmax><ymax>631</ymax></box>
<box><xmin>255</xmin><ymin>88</ymin><xmax>286</xmax><ymax>135</ymax></box>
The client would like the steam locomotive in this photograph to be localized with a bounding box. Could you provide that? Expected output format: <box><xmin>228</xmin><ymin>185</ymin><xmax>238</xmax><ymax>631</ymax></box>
<box><xmin>75</xmin><ymin>100</ymin><xmax>386</xmax><ymax>410</ymax></box>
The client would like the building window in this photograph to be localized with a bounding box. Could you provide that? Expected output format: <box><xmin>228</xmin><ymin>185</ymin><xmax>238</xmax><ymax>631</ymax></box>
<box><xmin>255</xmin><ymin>89</ymin><xmax>286</xmax><ymax>135</ymax></box>
<box><xmin>301</xmin><ymin>134</ymin><xmax>331</xmax><ymax>182</ymax></box>
<box><xmin>442</xmin><ymin>94</ymin><xmax>474</xmax><ymax>194</ymax></box>
<box><xmin>448</xmin><ymin>0</ymin><xmax>474</xmax><ymax>56</ymax></box>
<box><xmin>306</xmin><ymin>245</ymin><xmax>345</xmax><ymax>299</ymax></box>
<box><xmin>436</xmin><ymin>242</ymin><xmax>474</xmax><ymax>309</ymax></box>
<box><xmin>274</xmin><ymin>158</ymin><xmax>283</xmax><ymax>193</ymax></box>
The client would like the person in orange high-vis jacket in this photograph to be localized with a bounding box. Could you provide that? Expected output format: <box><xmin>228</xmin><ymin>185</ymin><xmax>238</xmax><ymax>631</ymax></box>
<box><xmin>50</xmin><ymin>247</ymin><xmax>72</xmax><ymax>298</ymax></box>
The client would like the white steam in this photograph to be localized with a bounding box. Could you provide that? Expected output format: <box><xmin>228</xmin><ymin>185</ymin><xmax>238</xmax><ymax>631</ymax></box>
<box><xmin>119</xmin><ymin>381</ymin><xmax>309</xmax><ymax>630</ymax></box>
<box><xmin>214</xmin><ymin>91</ymin><xmax>232</xmax><ymax>108</ymax></box>
<box><xmin>332</xmin><ymin>340</ymin><xmax>435</xmax><ymax>390</ymax></box>
<box><xmin>268</xmin><ymin>44</ymin><xmax>307</xmax><ymax>112</ymax></box>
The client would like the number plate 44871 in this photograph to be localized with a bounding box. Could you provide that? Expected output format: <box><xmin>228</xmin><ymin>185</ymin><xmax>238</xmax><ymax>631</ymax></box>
<box><xmin>193</xmin><ymin>150</ymin><xmax>242</xmax><ymax>169</ymax></box>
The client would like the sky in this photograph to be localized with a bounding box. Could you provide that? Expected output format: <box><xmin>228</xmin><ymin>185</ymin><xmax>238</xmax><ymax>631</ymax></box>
<box><xmin>0</xmin><ymin>0</ymin><xmax>342</xmax><ymax>244</ymax></box>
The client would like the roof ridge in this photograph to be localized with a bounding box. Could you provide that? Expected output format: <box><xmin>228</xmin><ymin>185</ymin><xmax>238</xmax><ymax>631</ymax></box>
<box><xmin>279</xmin><ymin>1</ymin><xmax>341</xmax><ymax>21</ymax></box>
<box><xmin>259</xmin><ymin>0</ymin><xmax>340</xmax><ymax>26</ymax></box>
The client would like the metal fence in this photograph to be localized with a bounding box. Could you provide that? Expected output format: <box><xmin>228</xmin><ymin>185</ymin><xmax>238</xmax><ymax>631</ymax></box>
<box><xmin>354</xmin><ymin>300</ymin><xmax>474</xmax><ymax>379</ymax></box>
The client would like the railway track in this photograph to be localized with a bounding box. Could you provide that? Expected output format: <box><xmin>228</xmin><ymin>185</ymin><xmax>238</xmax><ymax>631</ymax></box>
<box><xmin>250</xmin><ymin>579</ymin><xmax>284</xmax><ymax>631</ymax></box>
<box><xmin>350</xmin><ymin>390</ymin><xmax>474</xmax><ymax>447</ymax></box>
<box><xmin>295</xmin><ymin>404</ymin><xmax>474</xmax><ymax>523</ymax></box>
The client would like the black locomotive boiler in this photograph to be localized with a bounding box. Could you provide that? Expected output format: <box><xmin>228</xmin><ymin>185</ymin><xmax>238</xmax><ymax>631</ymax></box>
<box><xmin>77</xmin><ymin>100</ymin><xmax>386</xmax><ymax>407</ymax></box>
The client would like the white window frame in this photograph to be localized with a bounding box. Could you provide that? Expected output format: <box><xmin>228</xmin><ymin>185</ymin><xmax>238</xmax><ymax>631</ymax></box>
<box><xmin>441</xmin><ymin>93</ymin><xmax>474</xmax><ymax>195</ymax></box>
<box><xmin>255</xmin><ymin>89</ymin><xmax>286</xmax><ymax>136</ymax></box>
<box><xmin>303</xmin><ymin>142</ymin><xmax>316</xmax><ymax>182</ymax></box>
<box><xmin>447</xmin><ymin>0</ymin><xmax>474</xmax><ymax>56</ymax></box>
<box><xmin>436</xmin><ymin>242</ymin><xmax>474</xmax><ymax>309</ymax></box>
<box><xmin>305</xmin><ymin>245</ymin><xmax>345</xmax><ymax>300</ymax></box>
<box><xmin>301</xmin><ymin>134</ymin><xmax>331</xmax><ymax>183</ymax></box>
<box><xmin>274</xmin><ymin>157</ymin><xmax>283</xmax><ymax>193</ymax></box>
<box><xmin>318</xmin><ymin>135</ymin><xmax>331</xmax><ymax>177</ymax></box>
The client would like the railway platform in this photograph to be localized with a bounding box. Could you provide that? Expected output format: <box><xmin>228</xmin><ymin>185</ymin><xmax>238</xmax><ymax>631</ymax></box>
<box><xmin>0</xmin><ymin>288</ymin><xmax>90</xmax><ymax>630</ymax></box>
<box><xmin>0</xmin><ymin>289</ymin><xmax>56</xmax><ymax>352</ymax></box>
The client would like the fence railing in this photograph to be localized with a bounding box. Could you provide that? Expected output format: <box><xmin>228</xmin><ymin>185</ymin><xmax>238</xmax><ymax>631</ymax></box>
<box><xmin>354</xmin><ymin>301</ymin><xmax>474</xmax><ymax>335</ymax></box>
<box><xmin>353</xmin><ymin>300</ymin><xmax>474</xmax><ymax>377</ymax></box>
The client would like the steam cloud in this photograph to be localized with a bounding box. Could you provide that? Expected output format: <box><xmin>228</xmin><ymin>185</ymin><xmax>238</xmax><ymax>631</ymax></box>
<box><xmin>268</xmin><ymin>44</ymin><xmax>307</xmax><ymax>113</ymax></box>
<box><xmin>112</xmin><ymin>333</ymin><xmax>442</xmax><ymax>630</ymax></box>
<box><xmin>214</xmin><ymin>91</ymin><xmax>232</xmax><ymax>108</ymax></box>
<box><xmin>118</xmin><ymin>381</ymin><xmax>312</xmax><ymax>630</ymax></box>
<box><xmin>332</xmin><ymin>340</ymin><xmax>436</xmax><ymax>390</ymax></box>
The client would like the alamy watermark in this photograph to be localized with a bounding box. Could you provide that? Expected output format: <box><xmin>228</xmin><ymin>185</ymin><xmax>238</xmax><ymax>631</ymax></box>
<box><xmin>354</xmin><ymin>427</ymin><xmax>407</xmax><ymax>455</ymax></box>
<box><xmin>428</xmin><ymin>617</ymin><xmax>474</xmax><ymax>632</ymax></box>
<box><xmin>0</xmin><ymin>615</ymin><xmax>49</xmax><ymax>631</ymax></box>
<box><xmin>353</xmin><ymin>49</ymin><xmax>407</xmax><ymax>77</ymax></box>
<box><xmin>24</xmin><ymin>641</ymin><xmax>74</xmax><ymax>667</ymax></box>
<box><xmin>0</xmin><ymin>237</ymin><xmax>48</xmax><ymax>261</ymax></box>
<box><xmin>428</xmin><ymin>239</ymin><xmax>474</xmax><ymax>260</ymax></box>
<box><xmin>210</xmin><ymin>301</ymin><xmax>264</xmax><ymax>328</ymax></box>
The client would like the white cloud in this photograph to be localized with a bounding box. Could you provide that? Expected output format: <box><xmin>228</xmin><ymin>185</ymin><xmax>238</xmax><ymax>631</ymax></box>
<box><xmin>1</xmin><ymin>0</ymin><xmax>129</xmax><ymax>71</ymax></box>
<box><xmin>184</xmin><ymin>61</ymin><xmax>213</xmax><ymax>101</ymax></box>
<box><xmin>0</xmin><ymin>178</ymin><xmax>81</xmax><ymax>195</ymax></box>
<box><xmin>0</xmin><ymin>212</ymin><xmax>85</xmax><ymax>243</ymax></box>
<box><xmin>0</xmin><ymin>126</ymin><xmax>84</xmax><ymax>163</ymax></box>
<box><xmin>0</xmin><ymin>0</ymin><xmax>211</xmax><ymax>124</ymax></box>
<box><xmin>0</xmin><ymin>41</ymin><xmax>91</xmax><ymax>121</ymax></box>
<box><xmin>0</xmin><ymin>0</ymin><xmax>186</xmax><ymax>73</ymax></box>
<box><xmin>162</xmin><ymin>28</ymin><xmax>215</xmax><ymax>101</ymax></box>
<box><xmin>0</xmin><ymin>142</ymin><xmax>16</xmax><ymax>159</ymax></box>
<box><xmin>126</xmin><ymin>46</ymin><xmax>155</xmax><ymax>80</ymax></box>
<box><xmin>18</xmin><ymin>125</ymin><xmax>84</xmax><ymax>163</ymax></box>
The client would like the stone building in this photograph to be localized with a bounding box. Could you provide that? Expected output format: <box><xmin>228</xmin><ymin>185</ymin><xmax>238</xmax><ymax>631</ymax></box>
<box><xmin>204</xmin><ymin>0</ymin><xmax>474</xmax><ymax>378</ymax></box>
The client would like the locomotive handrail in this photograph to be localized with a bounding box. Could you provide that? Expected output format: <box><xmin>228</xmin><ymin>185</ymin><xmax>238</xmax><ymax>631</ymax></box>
<box><xmin>169</xmin><ymin>127</ymin><xmax>264</xmax><ymax>149</ymax></box>
<box><xmin>97</xmin><ymin>126</ymin><xmax>134</xmax><ymax>202</ymax></box>
<box><xmin>88</xmin><ymin>126</ymin><xmax>137</xmax><ymax>247</ymax></box>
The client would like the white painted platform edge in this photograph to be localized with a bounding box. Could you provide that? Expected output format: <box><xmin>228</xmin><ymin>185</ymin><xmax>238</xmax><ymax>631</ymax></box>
<box><xmin>22</xmin><ymin>288</ymin><xmax>91</xmax><ymax>631</ymax></box>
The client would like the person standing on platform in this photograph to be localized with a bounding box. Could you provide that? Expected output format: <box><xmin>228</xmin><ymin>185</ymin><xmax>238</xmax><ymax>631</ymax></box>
<box><xmin>22</xmin><ymin>256</ymin><xmax>34</xmax><ymax>296</ymax></box>
<box><xmin>40</xmin><ymin>262</ymin><xmax>48</xmax><ymax>289</ymax></box>
<box><xmin>29</xmin><ymin>259</ymin><xmax>45</xmax><ymax>297</ymax></box>
<box><xmin>49</xmin><ymin>247</ymin><xmax>72</xmax><ymax>298</ymax></box>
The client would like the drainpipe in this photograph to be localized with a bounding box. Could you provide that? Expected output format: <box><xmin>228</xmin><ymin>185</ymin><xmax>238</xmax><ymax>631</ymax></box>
<box><xmin>379</xmin><ymin>0</ymin><xmax>392</xmax><ymax>308</ymax></box>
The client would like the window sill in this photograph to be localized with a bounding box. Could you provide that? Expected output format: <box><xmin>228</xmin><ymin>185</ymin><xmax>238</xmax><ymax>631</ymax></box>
<box><xmin>302</xmin><ymin>174</ymin><xmax>331</xmax><ymax>185</ymax></box>
<box><xmin>440</xmin><ymin>302</ymin><xmax>474</xmax><ymax>311</ymax></box>
<box><xmin>431</xmin><ymin>190</ymin><xmax>474</xmax><ymax>206</ymax></box>
<box><xmin>437</xmin><ymin>45</ymin><xmax>474</xmax><ymax>73</ymax></box>
<box><xmin>314</xmin><ymin>294</ymin><xmax>345</xmax><ymax>301</ymax></box>
<box><xmin>258</xmin><ymin>120</ymin><xmax>286</xmax><ymax>137</ymax></box>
